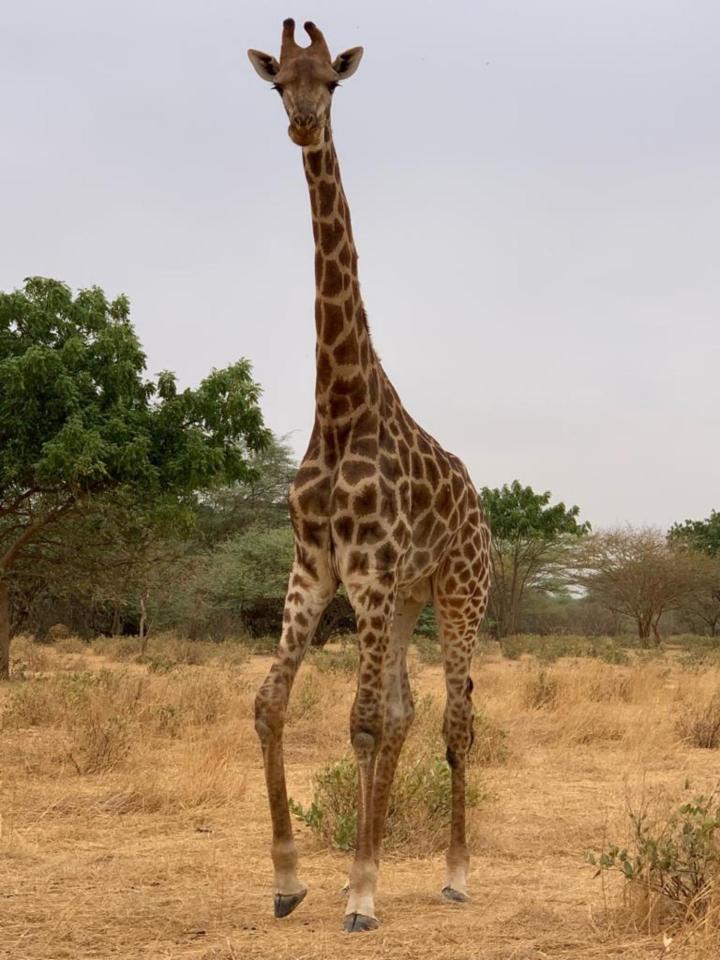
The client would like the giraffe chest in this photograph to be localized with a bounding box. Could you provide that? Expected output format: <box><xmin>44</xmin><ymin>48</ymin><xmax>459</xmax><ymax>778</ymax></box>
<box><xmin>289</xmin><ymin>439</ymin><xmax>473</xmax><ymax>588</ymax></box>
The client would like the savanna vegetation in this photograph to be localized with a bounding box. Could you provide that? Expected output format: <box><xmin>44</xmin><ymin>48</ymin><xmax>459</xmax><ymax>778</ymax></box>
<box><xmin>3</xmin><ymin>633</ymin><xmax>720</xmax><ymax>959</ymax></box>
<box><xmin>2</xmin><ymin>278</ymin><xmax>719</xmax><ymax>958</ymax></box>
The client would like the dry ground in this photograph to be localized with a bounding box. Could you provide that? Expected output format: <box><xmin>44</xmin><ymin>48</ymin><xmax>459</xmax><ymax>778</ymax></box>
<box><xmin>1</xmin><ymin>634</ymin><xmax>720</xmax><ymax>960</ymax></box>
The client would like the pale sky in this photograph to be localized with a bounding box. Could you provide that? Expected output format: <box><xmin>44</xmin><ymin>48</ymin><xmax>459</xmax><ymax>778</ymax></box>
<box><xmin>2</xmin><ymin>1</ymin><xmax>718</xmax><ymax>529</ymax></box>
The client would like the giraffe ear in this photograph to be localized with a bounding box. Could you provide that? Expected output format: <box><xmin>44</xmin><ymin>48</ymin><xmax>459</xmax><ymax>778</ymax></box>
<box><xmin>248</xmin><ymin>49</ymin><xmax>280</xmax><ymax>82</ymax></box>
<box><xmin>332</xmin><ymin>47</ymin><xmax>363</xmax><ymax>79</ymax></box>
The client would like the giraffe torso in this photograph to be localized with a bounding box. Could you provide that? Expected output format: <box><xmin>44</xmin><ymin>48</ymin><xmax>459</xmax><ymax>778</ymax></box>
<box><xmin>289</xmin><ymin>372</ymin><xmax>489</xmax><ymax>602</ymax></box>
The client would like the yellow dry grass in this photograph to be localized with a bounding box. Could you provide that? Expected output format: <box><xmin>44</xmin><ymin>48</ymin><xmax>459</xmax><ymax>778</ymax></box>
<box><xmin>1</xmin><ymin>636</ymin><xmax>720</xmax><ymax>959</ymax></box>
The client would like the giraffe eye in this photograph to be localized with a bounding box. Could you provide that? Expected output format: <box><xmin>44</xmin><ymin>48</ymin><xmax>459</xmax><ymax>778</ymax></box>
<box><xmin>328</xmin><ymin>81</ymin><xmax>340</xmax><ymax>93</ymax></box>
<box><xmin>272</xmin><ymin>83</ymin><xmax>284</xmax><ymax>95</ymax></box>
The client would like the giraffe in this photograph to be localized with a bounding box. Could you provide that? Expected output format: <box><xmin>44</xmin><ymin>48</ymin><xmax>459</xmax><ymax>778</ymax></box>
<box><xmin>248</xmin><ymin>19</ymin><xmax>491</xmax><ymax>933</ymax></box>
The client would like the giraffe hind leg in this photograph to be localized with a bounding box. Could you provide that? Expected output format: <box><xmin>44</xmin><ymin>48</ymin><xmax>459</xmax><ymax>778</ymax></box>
<box><xmin>342</xmin><ymin>577</ymin><xmax>397</xmax><ymax>932</ymax></box>
<box><xmin>338</xmin><ymin>597</ymin><xmax>423</xmax><ymax>910</ymax></box>
<box><xmin>435</xmin><ymin>582</ymin><xmax>488</xmax><ymax>904</ymax></box>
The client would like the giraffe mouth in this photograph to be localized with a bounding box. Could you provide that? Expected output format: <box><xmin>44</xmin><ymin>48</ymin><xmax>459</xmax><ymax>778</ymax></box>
<box><xmin>288</xmin><ymin>123</ymin><xmax>322</xmax><ymax>147</ymax></box>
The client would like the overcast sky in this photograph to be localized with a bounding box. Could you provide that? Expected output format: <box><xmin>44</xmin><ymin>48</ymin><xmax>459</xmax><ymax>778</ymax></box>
<box><xmin>2</xmin><ymin>1</ymin><xmax>718</xmax><ymax>529</ymax></box>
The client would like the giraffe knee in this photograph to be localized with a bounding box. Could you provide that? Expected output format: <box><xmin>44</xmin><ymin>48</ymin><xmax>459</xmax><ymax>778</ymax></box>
<box><xmin>254</xmin><ymin>688</ymin><xmax>284</xmax><ymax>743</ymax></box>
<box><xmin>352</xmin><ymin>729</ymin><xmax>376</xmax><ymax>756</ymax></box>
<box><xmin>443</xmin><ymin>700</ymin><xmax>474</xmax><ymax>758</ymax></box>
<box><xmin>446</xmin><ymin>746</ymin><xmax>462</xmax><ymax>770</ymax></box>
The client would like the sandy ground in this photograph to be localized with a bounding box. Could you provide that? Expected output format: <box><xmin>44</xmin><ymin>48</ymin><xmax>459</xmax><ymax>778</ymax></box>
<box><xmin>1</xmin><ymin>638</ymin><xmax>719</xmax><ymax>959</ymax></box>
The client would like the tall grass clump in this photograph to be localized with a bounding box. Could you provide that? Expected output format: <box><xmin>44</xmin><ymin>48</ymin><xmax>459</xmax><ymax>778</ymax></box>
<box><xmin>676</xmin><ymin>693</ymin><xmax>720</xmax><ymax>749</ymax></box>
<box><xmin>522</xmin><ymin>668</ymin><xmax>561</xmax><ymax>710</ymax></box>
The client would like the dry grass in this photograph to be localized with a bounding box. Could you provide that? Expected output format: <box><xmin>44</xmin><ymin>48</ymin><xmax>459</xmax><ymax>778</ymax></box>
<box><xmin>676</xmin><ymin>692</ymin><xmax>720</xmax><ymax>748</ymax></box>
<box><xmin>2</xmin><ymin>636</ymin><xmax>720</xmax><ymax>959</ymax></box>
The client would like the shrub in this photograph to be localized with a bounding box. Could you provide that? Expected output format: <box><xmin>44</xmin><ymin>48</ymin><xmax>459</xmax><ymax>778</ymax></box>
<box><xmin>287</xmin><ymin>672</ymin><xmax>323</xmax><ymax>722</ymax></box>
<box><xmin>2</xmin><ymin>678</ymin><xmax>58</xmax><ymax>727</ymax></box>
<box><xmin>289</xmin><ymin>745</ymin><xmax>484</xmax><ymax>855</ymax></box>
<box><xmin>290</xmin><ymin>756</ymin><xmax>357</xmax><ymax>850</ymax></box>
<box><xmin>587</xmin><ymin>791</ymin><xmax>720</xmax><ymax>923</ymax></box>
<box><xmin>499</xmin><ymin>634</ymin><xmax>629</xmax><ymax>664</ymax></box>
<box><xmin>676</xmin><ymin>693</ymin><xmax>720</xmax><ymax>749</ymax></box>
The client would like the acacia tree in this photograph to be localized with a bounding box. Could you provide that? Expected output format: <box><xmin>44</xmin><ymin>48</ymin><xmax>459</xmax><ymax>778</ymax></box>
<box><xmin>196</xmin><ymin>435</ymin><xmax>297</xmax><ymax>543</ymax></box>
<box><xmin>479</xmin><ymin>480</ymin><xmax>589</xmax><ymax>637</ymax></box>
<box><xmin>0</xmin><ymin>278</ymin><xmax>270</xmax><ymax>677</ymax></box>
<box><xmin>576</xmin><ymin>527</ymin><xmax>699</xmax><ymax>644</ymax></box>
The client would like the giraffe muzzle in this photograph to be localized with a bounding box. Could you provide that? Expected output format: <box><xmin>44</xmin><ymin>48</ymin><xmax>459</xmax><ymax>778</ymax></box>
<box><xmin>288</xmin><ymin>115</ymin><xmax>322</xmax><ymax>146</ymax></box>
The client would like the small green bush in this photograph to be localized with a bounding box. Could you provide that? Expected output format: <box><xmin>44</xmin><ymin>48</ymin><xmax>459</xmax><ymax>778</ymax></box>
<box><xmin>288</xmin><ymin>672</ymin><xmax>323</xmax><ymax>722</ymax></box>
<box><xmin>290</xmin><ymin>756</ymin><xmax>358</xmax><ymax>850</ymax></box>
<box><xmin>289</xmin><ymin>746</ymin><xmax>484</xmax><ymax>855</ymax></box>
<box><xmin>587</xmin><ymin>791</ymin><xmax>720</xmax><ymax>922</ymax></box>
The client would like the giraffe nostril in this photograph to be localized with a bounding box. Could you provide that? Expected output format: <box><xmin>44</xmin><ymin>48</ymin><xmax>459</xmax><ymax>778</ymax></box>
<box><xmin>292</xmin><ymin>113</ymin><xmax>315</xmax><ymax>129</ymax></box>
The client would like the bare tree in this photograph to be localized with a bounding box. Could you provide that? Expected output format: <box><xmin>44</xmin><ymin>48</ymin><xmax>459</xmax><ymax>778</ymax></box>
<box><xmin>677</xmin><ymin>553</ymin><xmax>720</xmax><ymax>637</ymax></box>
<box><xmin>576</xmin><ymin>527</ymin><xmax>699</xmax><ymax>644</ymax></box>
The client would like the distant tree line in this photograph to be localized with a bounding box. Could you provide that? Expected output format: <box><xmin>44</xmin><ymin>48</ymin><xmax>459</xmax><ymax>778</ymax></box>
<box><xmin>2</xmin><ymin>278</ymin><xmax>718</xmax><ymax>677</ymax></box>
<box><xmin>480</xmin><ymin>482</ymin><xmax>719</xmax><ymax>645</ymax></box>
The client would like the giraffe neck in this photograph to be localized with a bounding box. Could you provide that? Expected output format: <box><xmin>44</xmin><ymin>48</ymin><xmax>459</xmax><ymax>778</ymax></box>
<box><xmin>302</xmin><ymin>126</ymin><xmax>377</xmax><ymax>425</ymax></box>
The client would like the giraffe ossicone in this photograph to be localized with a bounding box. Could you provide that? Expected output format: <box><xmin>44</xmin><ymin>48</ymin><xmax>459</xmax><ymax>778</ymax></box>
<box><xmin>248</xmin><ymin>19</ymin><xmax>491</xmax><ymax>933</ymax></box>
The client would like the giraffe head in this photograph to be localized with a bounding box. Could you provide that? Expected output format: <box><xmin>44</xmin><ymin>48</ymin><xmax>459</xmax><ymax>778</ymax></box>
<box><xmin>248</xmin><ymin>19</ymin><xmax>363</xmax><ymax>147</ymax></box>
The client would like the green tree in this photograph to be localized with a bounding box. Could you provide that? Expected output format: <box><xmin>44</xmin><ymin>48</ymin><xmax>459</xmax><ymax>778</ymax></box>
<box><xmin>480</xmin><ymin>480</ymin><xmax>589</xmax><ymax>637</ymax></box>
<box><xmin>669</xmin><ymin>511</ymin><xmax>720</xmax><ymax>557</ymax></box>
<box><xmin>669</xmin><ymin>511</ymin><xmax>720</xmax><ymax>636</ymax></box>
<box><xmin>196</xmin><ymin>435</ymin><xmax>297</xmax><ymax>543</ymax></box>
<box><xmin>19</xmin><ymin>489</ymin><xmax>197</xmax><ymax>642</ymax></box>
<box><xmin>0</xmin><ymin>277</ymin><xmax>270</xmax><ymax>677</ymax></box>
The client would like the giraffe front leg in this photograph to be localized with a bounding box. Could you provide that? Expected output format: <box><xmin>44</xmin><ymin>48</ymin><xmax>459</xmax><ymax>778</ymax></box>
<box><xmin>255</xmin><ymin>559</ymin><xmax>335</xmax><ymax>919</ymax></box>
<box><xmin>369</xmin><ymin>597</ymin><xmax>423</xmax><ymax>858</ymax></box>
<box><xmin>342</xmin><ymin>579</ymin><xmax>395</xmax><ymax>933</ymax></box>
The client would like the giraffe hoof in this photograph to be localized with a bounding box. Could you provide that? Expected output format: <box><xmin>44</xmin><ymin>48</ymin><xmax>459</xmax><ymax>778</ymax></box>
<box><xmin>442</xmin><ymin>886</ymin><xmax>470</xmax><ymax>903</ymax></box>
<box><xmin>343</xmin><ymin>912</ymin><xmax>379</xmax><ymax>933</ymax></box>
<box><xmin>274</xmin><ymin>888</ymin><xmax>307</xmax><ymax>918</ymax></box>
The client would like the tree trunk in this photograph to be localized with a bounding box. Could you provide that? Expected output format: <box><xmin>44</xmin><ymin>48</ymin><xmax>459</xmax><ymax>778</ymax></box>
<box><xmin>0</xmin><ymin>579</ymin><xmax>10</xmax><ymax>680</ymax></box>
<box><xmin>139</xmin><ymin>594</ymin><xmax>148</xmax><ymax>654</ymax></box>
<box><xmin>637</xmin><ymin>614</ymin><xmax>652</xmax><ymax>647</ymax></box>
<box><xmin>111</xmin><ymin>604</ymin><xmax>121</xmax><ymax>636</ymax></box>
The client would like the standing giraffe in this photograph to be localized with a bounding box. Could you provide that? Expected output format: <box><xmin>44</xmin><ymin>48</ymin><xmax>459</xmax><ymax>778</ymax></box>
<box><xmin>248</xmin><ymin>20</ymin><xmax>491</xmax><ymax>933</ymax></box>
